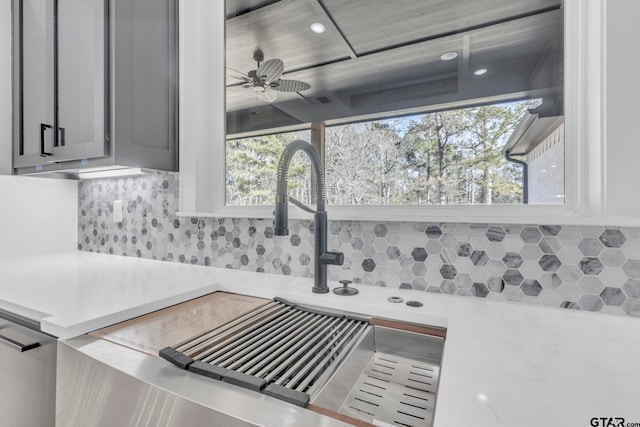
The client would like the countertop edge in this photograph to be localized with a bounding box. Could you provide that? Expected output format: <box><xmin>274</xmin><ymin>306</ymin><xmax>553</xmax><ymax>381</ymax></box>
<box><xmin>41</xmin><ymin>284</ymin><xmax>219</xmax><ymax>339</ymax></box>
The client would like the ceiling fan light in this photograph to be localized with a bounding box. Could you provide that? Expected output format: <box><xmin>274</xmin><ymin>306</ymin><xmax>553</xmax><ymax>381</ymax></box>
<box><xmin>440</xmin><ymin>51</ymin><xmax>458</xmax><ymax>61</ymax></box>
<box><xmin>310</xmin><ymin>22</ymin><xmax>326</xmax><ymax>34</ymax></box>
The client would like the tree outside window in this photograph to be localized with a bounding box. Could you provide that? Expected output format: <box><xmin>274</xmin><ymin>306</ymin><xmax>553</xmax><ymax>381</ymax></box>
<box><xmin>226</xmin><ymin>99</ymin><xmax>554</xmax><ymax>207</ymax></box>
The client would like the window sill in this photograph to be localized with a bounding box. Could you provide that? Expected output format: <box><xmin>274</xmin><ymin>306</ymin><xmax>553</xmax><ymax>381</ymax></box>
<box><xmin>177</xmin><ymin>204</ymin><xmax>640</xmax><ymax>227</ymax></box>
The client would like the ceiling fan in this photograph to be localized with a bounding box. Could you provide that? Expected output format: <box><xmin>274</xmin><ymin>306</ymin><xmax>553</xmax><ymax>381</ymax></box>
<box><xmin>226</xmin><ymin>49</ymin><xmax>311</xmax><ymax>103</ymax></box>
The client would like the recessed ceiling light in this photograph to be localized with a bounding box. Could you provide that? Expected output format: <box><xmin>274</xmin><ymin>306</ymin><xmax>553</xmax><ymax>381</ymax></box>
<box><xmin>440</xmin><ymin>52</ymin><xmax>458</xmax><ymax>61</ymax></box>
<box><xmin>310</xmin><ymin>23</ymin><xmax>326</xmax><ymax>34</ymax></box>
<box><xmin>473</xmin><ymin>68</ymin><xmax>488</xmax><ymax>76</ymax></box>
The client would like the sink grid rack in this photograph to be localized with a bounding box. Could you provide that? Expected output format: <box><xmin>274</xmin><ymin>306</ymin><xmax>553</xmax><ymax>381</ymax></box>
<box><xmin>159</xmin><ymin>297</ymin><xmax>371</xmax><ymax>407</ymax></box>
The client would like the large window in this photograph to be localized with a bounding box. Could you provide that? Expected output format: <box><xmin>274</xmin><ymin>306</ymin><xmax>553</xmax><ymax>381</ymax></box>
<box><xmin>224</xmin><ymin>0</ymin><xmax>564</xmax><ymax>211</ymax></box>
<box><xmin>226</xmin><ymin>99</ymin><xmax>564</xmax><ymax>207</ymax></box>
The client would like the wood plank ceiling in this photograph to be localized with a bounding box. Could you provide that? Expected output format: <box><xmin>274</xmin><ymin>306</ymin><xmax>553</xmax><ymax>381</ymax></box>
<box><xmin>224</xmin><ymin>0</ymin><xmax>563</xmax><ymax>136</ymax></box>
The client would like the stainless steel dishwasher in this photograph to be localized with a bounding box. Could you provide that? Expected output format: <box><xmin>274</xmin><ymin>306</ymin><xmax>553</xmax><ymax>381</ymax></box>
<box><xmin>0</xmin><ymin>310</ymin><xmax>57</xmax><ymax>427</ymax></box>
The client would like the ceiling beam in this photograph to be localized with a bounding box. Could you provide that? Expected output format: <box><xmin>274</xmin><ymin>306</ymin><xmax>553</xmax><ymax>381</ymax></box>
<box><xmin>306</xmin><ymin>0</ymin><xmax>358</xmax><ymax>59</ymax></box>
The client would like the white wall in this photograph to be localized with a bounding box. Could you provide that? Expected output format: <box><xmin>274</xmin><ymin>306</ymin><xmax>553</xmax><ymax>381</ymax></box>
<box><xmin>0</xmin><ymin>175</ymin><xmax>78</xmax><ymax>257</ymax></box>
<box><xmin>606</xmin><ymin>0</ymin><xmax>640</xmax><ymax>218</ymax></box>
<box><xmin>0</xmin><ymin>0</ymin><xmax>11</xmax><ymax>175</ymax></box>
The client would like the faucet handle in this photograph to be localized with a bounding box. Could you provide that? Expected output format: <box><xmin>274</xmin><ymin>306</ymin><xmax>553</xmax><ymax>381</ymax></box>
<box><xmin>320</xmin><ymin>251</ymin><xmax>344</xmax><ymax>266</ymax></box>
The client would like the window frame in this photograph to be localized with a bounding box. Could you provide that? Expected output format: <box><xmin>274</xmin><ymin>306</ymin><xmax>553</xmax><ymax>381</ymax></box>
<box><xmin>179</xmin><ymin>0</ymin><xmax>607</xmax><ymax>225</ymax></box>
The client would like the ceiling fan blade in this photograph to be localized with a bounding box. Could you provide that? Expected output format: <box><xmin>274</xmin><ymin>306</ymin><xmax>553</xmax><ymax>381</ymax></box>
<box><xmin>256</xmin><ymin>58</ymin><xmax>284</xmax><ymax>83</ymax></box>
<box><xmin>272</xmin><ymin>79</ymin><xmax>311</xmax><ymax>92</ymax></box>
<box><xmin>227</xmin><ymin>84</ymin><xmax>247</xmax><ymax>92</ymax></box>
<box><xmin>258</xmin><ymin>88</ymin><xmax>278</xmax><ymax>103</ymax></box>
<box><xmin>226</xmin><ymin>67</ymin><xmax>250</xmax><ymax>81</ymax></box>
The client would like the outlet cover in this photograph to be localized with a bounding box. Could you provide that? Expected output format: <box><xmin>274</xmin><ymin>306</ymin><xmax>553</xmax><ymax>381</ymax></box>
<box><xmin>113</xmin><ymin>200</ymin><xmax>123</xmax><ymax>222</ymax></box>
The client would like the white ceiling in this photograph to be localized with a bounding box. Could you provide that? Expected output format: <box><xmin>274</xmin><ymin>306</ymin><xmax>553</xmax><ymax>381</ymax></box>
<box><xmin>225</xmin><ymin>0</ymin><xmax>563</xmax><ymax>135</ymax></box>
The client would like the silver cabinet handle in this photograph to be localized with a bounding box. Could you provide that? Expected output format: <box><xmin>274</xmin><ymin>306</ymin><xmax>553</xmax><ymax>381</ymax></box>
<box><xmin>0</xmin><ymin>328</ymin><xmax>41</xmax><ymax>352</ymax></box>
<box><xmin>40</xmin><ymin>123</ymin><xmax>53</xmax><ymax>157</ymax></box>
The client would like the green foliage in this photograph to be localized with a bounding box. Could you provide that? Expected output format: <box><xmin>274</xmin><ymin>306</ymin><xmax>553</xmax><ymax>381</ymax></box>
<box><xmin>226</xmin><ymin>131</ymin><xmax>311</xmax><ymax>206</ymax></box>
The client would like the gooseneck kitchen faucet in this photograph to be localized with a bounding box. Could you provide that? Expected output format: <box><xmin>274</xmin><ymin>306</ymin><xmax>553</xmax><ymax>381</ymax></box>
<box><xmin>274</xmin><ymin>140</ymin><xmax>344</xmax><ymax>293</ymax></box>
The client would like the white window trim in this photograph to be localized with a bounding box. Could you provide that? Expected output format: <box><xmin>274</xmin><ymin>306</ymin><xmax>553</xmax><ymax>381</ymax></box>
<box><xmin>179</xmin><ymin>0</ymin><xmax>621</xmax><ymax>226</ymax></box>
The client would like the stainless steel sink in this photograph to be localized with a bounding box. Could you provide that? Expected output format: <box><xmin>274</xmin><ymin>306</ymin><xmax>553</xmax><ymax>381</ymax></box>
<box><xmin>310</xmin><ymin>324</ymin><xmax>444</xmax><ymax>427</ymax></box>
<box><xmin>158</xmin><ymin>295</ymin><xmax>445</xmax><ymax>427</ymax></box>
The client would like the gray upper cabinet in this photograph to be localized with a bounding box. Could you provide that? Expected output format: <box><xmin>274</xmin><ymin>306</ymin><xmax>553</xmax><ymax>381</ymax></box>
<box><xmin>12</xmin><ymin>0</ymin><xmax>177</xmax><ymax>175</ymax></box>
<box><xmin>110</xmin><ymin>0</ymin><xmax>177</xmax><ymax>172</ymax></box>
<box><xmin>56</xmin><ymin>0</ymin><xmax>109</xmax><ymax>162</ymax></box>
<box><xmin>13</xmin><ymin>0</ymin><xmax>108</xmax><ymax>170</ymax></box>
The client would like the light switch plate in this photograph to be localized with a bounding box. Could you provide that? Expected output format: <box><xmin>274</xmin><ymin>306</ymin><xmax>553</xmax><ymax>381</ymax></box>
<box><xmin>113</xmin><ymin>200</ymin><xmax>123</xmax><ymax>223</ymax></box>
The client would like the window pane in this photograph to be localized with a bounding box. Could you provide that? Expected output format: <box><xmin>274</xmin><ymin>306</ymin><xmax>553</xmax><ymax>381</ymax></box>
<box><xmin>324</xmin><ymin>100</ymin><xmax>562</xmax><ymax>206</ymax></box>
<box><xmin>226</xmin><ymin>130</ymin><xmax>311</xmax><ymax>206</ymax></box>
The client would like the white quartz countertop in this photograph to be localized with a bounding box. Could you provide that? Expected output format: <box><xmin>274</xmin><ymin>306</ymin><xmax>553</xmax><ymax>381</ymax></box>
<box><xmin>1</xmin><ymin>250</ymin><xmax>639</xmax><ymax>426</ymax></box>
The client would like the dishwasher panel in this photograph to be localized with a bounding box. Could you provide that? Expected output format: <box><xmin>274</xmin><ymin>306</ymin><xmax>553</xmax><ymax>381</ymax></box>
<box><xmin>0</xmin><ymin>316</ymin><xmax>57</xmax><ymax>427</ymax></box>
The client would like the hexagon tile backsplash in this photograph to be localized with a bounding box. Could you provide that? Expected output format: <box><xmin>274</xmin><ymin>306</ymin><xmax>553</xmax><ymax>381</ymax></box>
<box><xmin>78</xmin><ymin>170</ymin><xmax>640</xmax><ymax>318</ymax></box>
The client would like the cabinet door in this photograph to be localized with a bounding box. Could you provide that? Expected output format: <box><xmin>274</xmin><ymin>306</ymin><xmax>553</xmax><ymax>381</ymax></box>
<box><xmin>12</xmin><ymin>0</ymin><xmax>55</xmax><ymax>168</ymax></box>
<box><xmin>56</xmin><ymin>0</ymin><xmax>108</xmax><ymax>162</ymax></box>
<box><xmin>12</xmin><ymin>0</ymin><xmax>108</xmax><ymax>170</ymax></box>
<box><xmin>112</xmin><ymin>0</ymin><xmax>177</xmax><ymax>171</ymax></box>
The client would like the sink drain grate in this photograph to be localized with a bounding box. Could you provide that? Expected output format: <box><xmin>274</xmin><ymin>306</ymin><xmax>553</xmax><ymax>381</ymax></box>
<box><xmin>159</xmin><ymin>297</ymin><xmax>370</xmax><ymax>407</ymax></box>
<box><xmin>339</xmin><ymin>353</ymin><xmax>439</xmax><ymax>427</ymax></box>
